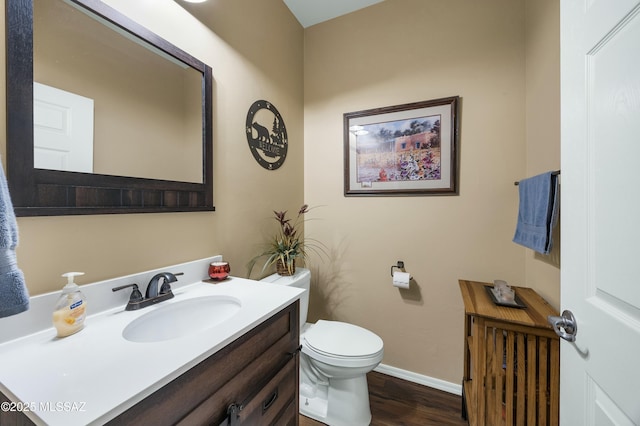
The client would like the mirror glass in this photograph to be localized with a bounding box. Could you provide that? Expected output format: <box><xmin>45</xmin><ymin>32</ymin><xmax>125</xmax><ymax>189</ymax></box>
<box><xmin>5</xmin><ymin>0</ymin><xmax>213</xmax><ymax>216</ymax></box>
<box><xmin>34</xmin><ymin>0</ymin><xmax>202</xmax><ymax>183</ymax></box>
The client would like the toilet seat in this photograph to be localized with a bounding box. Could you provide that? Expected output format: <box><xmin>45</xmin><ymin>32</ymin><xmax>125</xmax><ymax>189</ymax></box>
<box><xmin>302</xmin><ymin>320</ymin><xmax>384</xmax><ymax>368</ymax></box>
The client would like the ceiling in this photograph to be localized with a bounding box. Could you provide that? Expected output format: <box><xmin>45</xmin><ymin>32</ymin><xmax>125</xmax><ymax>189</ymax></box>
<box><xmin>282</xmin><ymin>0</ymin><xmax>385</xmax><ymax>28</ymax></box>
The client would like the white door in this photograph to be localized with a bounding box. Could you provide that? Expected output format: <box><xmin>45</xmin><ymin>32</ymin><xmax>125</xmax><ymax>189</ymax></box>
<box><xmin>33</xmin><ymin>82</ymin><xmax>94</xmax><ymax>173</ymax></box>
<box><xmin>560</xmin><ymin>0</ymin><xmax>640</xmax><ymax>424</ymax></box>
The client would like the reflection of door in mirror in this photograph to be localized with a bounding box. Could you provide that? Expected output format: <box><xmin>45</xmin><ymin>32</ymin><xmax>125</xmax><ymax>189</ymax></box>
<box><xmin>33</xmin><ymin>0</ymin><xmax>203</xmax><ymax>184</ymax></box>
<box><xmin>34</xmin><ymin>82</ymin><xmax>94</xmax><ymax>174</ymax></box>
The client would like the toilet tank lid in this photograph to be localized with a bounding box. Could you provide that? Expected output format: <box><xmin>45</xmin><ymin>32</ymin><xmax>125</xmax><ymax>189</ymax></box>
<box><xmin>304</xmin><ymin>320</ymin><xmax>383</xmax><ymax>357</ymax></box>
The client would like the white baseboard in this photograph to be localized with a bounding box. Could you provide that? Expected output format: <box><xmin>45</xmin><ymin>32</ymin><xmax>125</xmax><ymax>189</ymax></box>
<box><xmin>373</xmin><ymin>364</ymin><xmax>462</xmax><ymax>396</ymax></box>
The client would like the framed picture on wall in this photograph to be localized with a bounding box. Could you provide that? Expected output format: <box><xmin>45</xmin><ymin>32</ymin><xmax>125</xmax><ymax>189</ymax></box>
<box><xmin>344</xmin><ymin>96</ymin><xmax>460</xmax><ymax>196</ymax></box>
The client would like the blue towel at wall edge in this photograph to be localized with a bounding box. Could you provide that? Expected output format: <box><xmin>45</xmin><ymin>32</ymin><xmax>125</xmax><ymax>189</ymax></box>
<box><xmin>512</xmin><ymin>171</ymin><xmax>559</xmax><ymax>255</ymax></box>
<box><xmin>0</xmin><ymin>160</ymin><xmax>29</xmax><ymax>318</ymax></box>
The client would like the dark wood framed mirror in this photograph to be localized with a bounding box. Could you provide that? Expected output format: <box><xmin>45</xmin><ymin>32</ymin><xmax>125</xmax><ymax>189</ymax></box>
<box><xmin>5</xmin><ymin>0</ymin><xmax>214</xmax><ymax>216</ymax></box>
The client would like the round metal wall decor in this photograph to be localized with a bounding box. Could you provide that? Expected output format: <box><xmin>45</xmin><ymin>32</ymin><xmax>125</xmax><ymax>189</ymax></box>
<box><xmin>245</xmin><ymin>100</ymin><xmax>288</xmax><ymax>170</ymax></box>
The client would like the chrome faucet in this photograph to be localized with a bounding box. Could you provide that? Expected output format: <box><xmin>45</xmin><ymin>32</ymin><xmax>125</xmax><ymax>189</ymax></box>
<box><xmin>112</xmin><ymin>272</ymin><xmax>183</xmax><ymax>310</ymax></box>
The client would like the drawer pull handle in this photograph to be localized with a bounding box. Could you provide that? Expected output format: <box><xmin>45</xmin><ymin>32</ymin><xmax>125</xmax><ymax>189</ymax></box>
<box><xmin>262</xmin><ymin>388</ymin><xmax>278</xmax><ymax>413</ymax></box>
<box><xmin>288</xmin><ymin>345</ymin><xmax>302</xmax><ymax>357</ymax></box>
<box><xmin>227</xmin><ymin>403</ymin><xmax>243</xmax><ymax>426</ymax></box>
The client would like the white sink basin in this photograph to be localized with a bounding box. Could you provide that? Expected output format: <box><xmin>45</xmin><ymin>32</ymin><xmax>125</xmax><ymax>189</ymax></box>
<box><xmin>122</xmin><ymin>296</ymin><xmax>242</xmax><ymax>343</ymax></box>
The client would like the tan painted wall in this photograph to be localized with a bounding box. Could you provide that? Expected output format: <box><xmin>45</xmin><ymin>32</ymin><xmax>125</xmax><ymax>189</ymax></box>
<box><xmin>1</xmin><ymin>0</ymin><xmax>304</xmax><ymax>295</ymax></box>
<box><xmin>1</xmin><ymin>0</ymin><xmax>560</xmax><ymax>387</ymax></box>
<box><xmin>524</xmin><ymin>0</ymin><xmax>561</xmax><ymax>309</ymax></box>
<box><xmin>303</xmin><ymin>0</ymin><xmax>550</xmax><ymax>384</ymax></box>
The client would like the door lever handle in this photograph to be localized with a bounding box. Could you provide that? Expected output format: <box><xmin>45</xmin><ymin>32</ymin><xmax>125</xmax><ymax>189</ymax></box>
<box><xmin>547</xmin><ymin>310</ymin><xmax>578</xmax><ymax>342</ymax></box>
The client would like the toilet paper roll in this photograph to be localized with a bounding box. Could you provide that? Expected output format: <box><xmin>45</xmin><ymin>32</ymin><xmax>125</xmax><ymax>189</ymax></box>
<box><xmin>392</xmin><ymin>271</ymin><xmax>411</xmax><ymax>289</ymax></box>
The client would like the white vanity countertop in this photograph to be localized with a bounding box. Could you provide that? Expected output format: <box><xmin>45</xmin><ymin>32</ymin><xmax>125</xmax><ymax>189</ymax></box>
<box><xmin>0</xmin><ymin>258</ymin><xmax>302</xmax><ymax>425</ymax></box>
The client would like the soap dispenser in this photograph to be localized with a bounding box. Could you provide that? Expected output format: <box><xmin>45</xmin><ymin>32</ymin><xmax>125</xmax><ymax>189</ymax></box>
<box><xmin>52</xmin><ymin>272</ymin><xmax>87</xmax><ymax>337</ymax></box>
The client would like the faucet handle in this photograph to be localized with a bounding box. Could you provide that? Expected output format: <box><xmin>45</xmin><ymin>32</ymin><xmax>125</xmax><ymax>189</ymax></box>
<box><xmin>159</xmin><ymin>272</ymin><xmax>184</xmax><ymax>294</ymax></box>
<box><xmin>159</xmin><ymin>280</ymin><xmax>172</xmax><ymax>295</ymax></box>
<box><xmin>112</xmin><ymin>283</ymin><xmax>144</xmax><ymax>303</ymax></box>
<box><xmin>159</xmin><ymin>272</ymin><xmax>183</xmax><ymax>295</ymax></box>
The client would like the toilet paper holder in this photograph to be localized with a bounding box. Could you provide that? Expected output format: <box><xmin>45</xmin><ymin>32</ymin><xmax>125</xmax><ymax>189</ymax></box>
<box><xmin>390</xmin><ymin>261</ymin><xmax>412</xmax><ymax>279</ymax></box>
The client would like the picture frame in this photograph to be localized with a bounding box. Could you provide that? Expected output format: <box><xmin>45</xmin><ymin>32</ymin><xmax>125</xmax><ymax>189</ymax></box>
<box><xmin>344</xmin><ymin>96</ymin><xmax>460</xmax><ymax>196</ymax></box>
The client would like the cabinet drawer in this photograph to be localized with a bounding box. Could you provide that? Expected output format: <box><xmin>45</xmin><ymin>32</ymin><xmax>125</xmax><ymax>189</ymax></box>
<box><xmin>273</xmin><ymin>397</ymin><xmax>298</xmax><ymax>426</ymax></box>
<box><xmin>179</xmin><ymin>320</ymin><xmax>298</xmax><ymax>425</ymax></box>
<box><xmin>237</xmin><ymin>356</ymin><xmax>297</xmax><ymax>425</ymax></box>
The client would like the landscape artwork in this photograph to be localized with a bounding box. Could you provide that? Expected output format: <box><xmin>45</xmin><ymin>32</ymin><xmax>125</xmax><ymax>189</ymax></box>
<box><xmin>344</xmin><ymin>97</ymin><xmax>459</xmax><ymax>196</ymax></box>
<box><xmin>353</xmin><ymin>115</ymin><xmax>442</xmax><ymax>184</ymax></box>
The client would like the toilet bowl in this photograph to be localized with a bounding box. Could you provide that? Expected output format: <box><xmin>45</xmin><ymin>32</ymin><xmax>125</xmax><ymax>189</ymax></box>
<box><xmin>261</xmin><ymin>268</ymin><xmax>384</xmax><ymax>426</ymax></box>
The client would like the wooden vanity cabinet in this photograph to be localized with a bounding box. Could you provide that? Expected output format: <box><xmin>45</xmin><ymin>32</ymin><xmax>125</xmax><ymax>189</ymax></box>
<box><xmin>0</xmin><ymin>301</ymin><xmax>299</xmax><ymax>426</ymax></box>
<box><xmin>108</xmin><ymin>300</ymin><xmax>300</xmax><ymax>426</ymax></box>
<box><xmin>459</xmin><ymin>280</ymin><xmax>559</xmax><ymax>426</ymax></box>
<box><xmin>0</xmin><ymin>300</ymin><xmax>300</xmax><ymax>426</ymax></box>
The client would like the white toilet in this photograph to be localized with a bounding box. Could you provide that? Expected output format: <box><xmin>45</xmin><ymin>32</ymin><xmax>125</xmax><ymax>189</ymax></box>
<box><xmin>261</xmin><ymin>268</ymin><xmax>384</xmax><ymax>426</ymax></box>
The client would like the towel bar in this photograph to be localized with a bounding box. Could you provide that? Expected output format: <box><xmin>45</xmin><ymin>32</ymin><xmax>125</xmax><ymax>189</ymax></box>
<box><xmin>514</xmin><ymin>170</ymin><xmax>560</xmax><ymax>186</ymax></box>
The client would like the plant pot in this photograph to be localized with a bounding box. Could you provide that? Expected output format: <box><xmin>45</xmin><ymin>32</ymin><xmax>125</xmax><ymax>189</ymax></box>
<box><xmin>276</xmin><ymin>259</ymin><xmax>295</xmax><ymax>276</ymax></box>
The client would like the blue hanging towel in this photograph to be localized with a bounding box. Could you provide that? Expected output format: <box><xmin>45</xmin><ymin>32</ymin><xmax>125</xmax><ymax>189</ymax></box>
<box><xmin>0</xmin><ymin>160</ymin><xmax>29</xmax><ymax>318</ymax></box>
<box><xmin>512</xmin><ymin>171</ymin><xmax>559</xmax><ymax>255</ymax></box>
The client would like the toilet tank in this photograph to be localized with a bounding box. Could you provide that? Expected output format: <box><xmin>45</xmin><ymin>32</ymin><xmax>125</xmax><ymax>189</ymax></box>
<box><xmin>260</xmin><ymin>268</ymin><xmax>310</xmax><ymax>330</ymax></box>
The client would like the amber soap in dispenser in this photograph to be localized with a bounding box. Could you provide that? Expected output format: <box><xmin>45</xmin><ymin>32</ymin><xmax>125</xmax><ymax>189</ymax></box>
<box><xmin>52</xmin><ymin>272</ymin><xmax>87</xmax><ymax>337</ymax></box>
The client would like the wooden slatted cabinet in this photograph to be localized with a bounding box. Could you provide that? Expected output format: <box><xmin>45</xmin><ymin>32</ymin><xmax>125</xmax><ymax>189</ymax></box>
<box><xmin>459</xmin><ymin>280</ymin><xmax>560</xmax><ymax>426</ymax></box>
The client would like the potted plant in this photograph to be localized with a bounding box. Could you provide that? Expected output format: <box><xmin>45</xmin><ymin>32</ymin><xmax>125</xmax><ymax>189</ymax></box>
<box><xmin>248</xmin><ymin>204</ymin><xmax>325</xmax><ymax>277</ymax></box>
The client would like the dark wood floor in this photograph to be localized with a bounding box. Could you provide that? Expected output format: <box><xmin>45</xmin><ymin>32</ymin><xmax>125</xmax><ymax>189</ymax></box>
<box><xmin>299</xmin><ymin>371</ymin><xmax>468</xmax><ymax>426</ymax></box>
